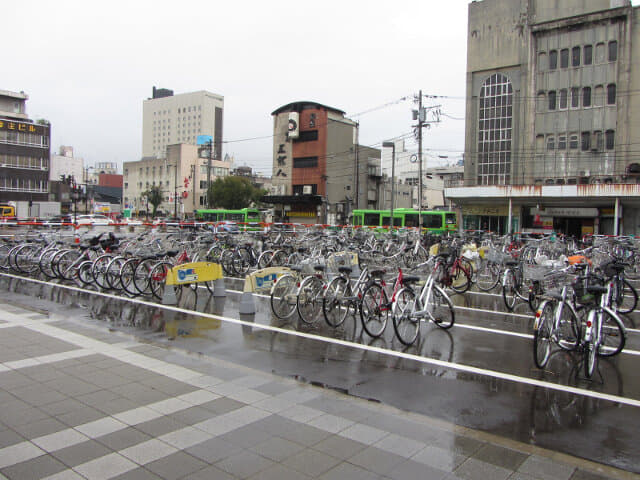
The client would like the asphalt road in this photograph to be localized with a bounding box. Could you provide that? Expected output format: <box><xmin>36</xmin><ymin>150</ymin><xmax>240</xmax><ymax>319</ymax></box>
<box><xmin>1</xmin><ymin>273</ymin><xmax>639</xmax><ymax>473</ymax></box>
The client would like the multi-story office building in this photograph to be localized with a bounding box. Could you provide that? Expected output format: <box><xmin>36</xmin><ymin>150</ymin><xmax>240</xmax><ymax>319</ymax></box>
<box><xmin>142</xmin><ymin>87</ymin><xmax>224</xmax><ymax>160</ymax></box>
<box><xmin>50</xmin><ymin>146</ymin><xmax>83</xmax><ymax>184</ymax></box>
<box><xmin>264</xmin><ymin>101</ymin><xmax>407</xmax><ymax>225</ymax></box>
<box><xmin>446</xmin><ymin>0</ymin><xmax>640</xmax><ymax>235</ymax></box>
<box><xmin>123</xmin><ymin>144</ymin><xmax>232</xmax><ymax>218</ymax></box>
<box><xmin>0</xmin><ymin>89</ymin><xmax>50</xmax><ymax>203</ymax></box>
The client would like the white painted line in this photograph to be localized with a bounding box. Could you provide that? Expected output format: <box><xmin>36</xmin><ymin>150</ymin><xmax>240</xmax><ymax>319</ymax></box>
<box><xmin>4</xmin><ymin>273</ymin><xmax>640</xmax><ymax>409</ymax></box>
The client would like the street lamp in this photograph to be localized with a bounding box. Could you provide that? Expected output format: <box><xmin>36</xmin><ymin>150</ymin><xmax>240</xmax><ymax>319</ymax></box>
<box><xmin>382</xmin><ymin>141</ymin><xmax>396</xmax><ymax>228</ymax></box>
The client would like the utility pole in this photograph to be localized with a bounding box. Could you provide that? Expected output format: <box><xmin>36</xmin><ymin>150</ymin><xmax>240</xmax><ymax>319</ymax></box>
<box><xmin>413</xmin><ymin>94</ymin><xmax>442</xmax><ymax>230</ymax></box>
<box><xmin>354</xmin><ymin>121</ymin><xmax>359</xmax><ymax>211</ymax></box>
<box><xmin>206</xmin><ymin>139</ymin><xmax>213</xmax><ymax>208</ymax></box>
<box><xmin>417</xmin><ymin>90</ymin><xmax>423</xmax><ymax>230</ymax></box>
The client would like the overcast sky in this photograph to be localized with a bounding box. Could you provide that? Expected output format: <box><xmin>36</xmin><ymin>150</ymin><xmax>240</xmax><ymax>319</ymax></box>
<box><xmin>7</xmin><ymin>1</ymin><xmax>636</xmax><ymax>176</ymax></box>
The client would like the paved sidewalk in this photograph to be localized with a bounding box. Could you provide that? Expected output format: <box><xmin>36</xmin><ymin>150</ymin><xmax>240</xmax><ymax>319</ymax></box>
<box><xmin>0</xmin><ymin>302</ymin><xmax>636</xmax><ymax>480</ymax></box>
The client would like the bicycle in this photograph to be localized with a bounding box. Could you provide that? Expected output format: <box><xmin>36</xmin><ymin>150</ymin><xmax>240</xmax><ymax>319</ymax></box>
<box><xmin>392</xmin><ymin>261</ymin><xmax>455</xmax><ymax>346</ymax></box>
<box><xmin>533</xmin><ymin>266</ymin><xmax>581</xmax><ymax>369</ymax></box>
<box><xmin>359</xmin><ymin>267</ymin><xmax>414</xmax><ymax>338</ymax></box>
<box><xmin>322</xmin><ymin>265</ymin><xmax>370</xmax><ymax>328</ymax></box>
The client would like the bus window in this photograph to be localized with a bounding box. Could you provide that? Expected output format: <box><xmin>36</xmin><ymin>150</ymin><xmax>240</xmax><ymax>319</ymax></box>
<box><xmin>353</xmin><ymin>214</ymin><xmax>363</xmax><ymax>226</ymax></box>
<box><xmin>364</xmin><ymin>213</ymin><xmax>380</xmax><ymax>226</ymax></box>
<box><xmin>393</xmin><ymin>217</ymin><xmax>402</xmax><ymax>227</ymax></box>
<box><xmin>381</xmin><ymin>216</ymin><xmax>390</xmax><ymax>227</ymax></box>
<box><xmin>227</xmin><ymin>213</ymin><xmax>244</xmax><ymax>222</ymax></box>
<box><xmin>445</xmin><ymin>213</ymin><xmax>457</xmax><ymax>226</ymax></box>
<box><xmin>423</xmin><ymin>214</ymin><xmax>442</xmax><ymax>229</ymax></box>
<box><xmin>404</xmin><ymin>214</ymin><xmax>419</xmax><ymax>228</ymax></box>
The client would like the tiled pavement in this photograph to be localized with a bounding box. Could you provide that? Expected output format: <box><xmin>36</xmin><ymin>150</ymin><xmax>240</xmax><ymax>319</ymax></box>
<box><xmin>0</xmin><ymin>302</ymin><xmax>636</xmax><ymax>480</ymax></box>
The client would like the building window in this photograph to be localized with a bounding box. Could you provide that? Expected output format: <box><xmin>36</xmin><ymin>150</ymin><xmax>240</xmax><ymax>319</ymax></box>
<box><xmin>536</xmin><ymin>92</ymin><xmax>546</xmax><ymax>112</ymax></box>
<box><xmin>571</xmin><ymin>87</ymin><xmax>580</xmax><ymax>108</ymax></box>
<box><xmin>594</xmin><ymin>85</ymin><xmax>604</xmax><ymax>107</ymax></box>
<box><xmin>609</xmin><ymin>40</ymin><xmax>618</xmax><ymax>62</ymax></box>
<box><xmin>295</xmin><ymin>130</ymin><xmax>319</xmax><ymax>142</ymax></box>
<box><xmin>607</xmin><ymin>84</ymin><xmax>616</xmax><ymax>105</ymax></box>
<box><xmin>606</xmin><ymin>130</ymin><xmax>615</xmax><ymax>150</ymax></box>
<box><xmin>293</xmin><ymin>184</ymin><xmax>317</xmax><ymax>195</ymax></box>
<box><xmin>559</xmin><ymin>89</ymin><xmax>568</xmax><ymax>110</ymax></box>
<box><xmin>549</xmin><ymin>50</ymin><xmax>558</xmax><ymax>70</ymax></box>
<box><xmin>546</xmin><ymin>136</ymin><xmax>555</xmax><ymax>151</ymax></box>
<box><xmin>569</xmin><ymin>134</ymin><xmax>579</xmax><ymax>149</ymax></box>
<box><xmin>572</xmin><ymin>46</ymin><xmax>581</xmax><ymax>67</ymax></box>
<box><xmin>596</xmin><ymin>42</ymin><xmax>605</xmax><ymax>63</ymax></box>
<box><xmin>293</xmin><ymin>156</ymin><xmax>318</xmax><ymax>168</ymax></box>
<box><xmin>581</xmin><ymin>132</ymin><xmax>591</xmax><ymax>151</ymax></box>
<box><xmin>583</xmin><ymin>45</ymin><xmax>593</xmax><ymax>65</ymax></box>
<box><xmin>476</xmin><ymin>73</ymin><xmax>513</xmax><ymax>185</ymax></box>
<box><xmin>594</xmin><ymin>131</ymin><xmax>603</xmax><ymax>151</ymax></box>
<box><xmin>560</xmin><ymin>48</ymin><xmax>569</xmax><ymax>68</ymax></box>
<box><xmin>548</xmin><ymin>90</ymin><xmax>556</xmax><ymax>110</ymax></box>
<box><xmin>583</xmin><ymin>87</ymin><xmax>591</xmax><ymax>107</ymax></box>
<box><xmin>309</xmin><ymin>113</ymin><xmax>316</xmax><ymax>128</ymax></box>
<box><xmin>558</xmin><ymin>135</ymin><xmax>567</xmax><ymax>150</ymax></box>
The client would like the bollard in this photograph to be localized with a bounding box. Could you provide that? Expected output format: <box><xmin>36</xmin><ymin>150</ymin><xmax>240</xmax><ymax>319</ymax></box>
<box><xmin>239</xmin><ymin>291</ymin><xmax>256</xmax><ymax>315</ymax></box>
<box><xmin>212</xmin><ymin>277</ymin><xmax>226</xmax><ymax>297</ymax></box>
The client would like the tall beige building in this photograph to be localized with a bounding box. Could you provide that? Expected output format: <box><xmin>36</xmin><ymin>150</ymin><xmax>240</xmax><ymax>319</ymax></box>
<box><xmin>142</xmin><ymin>87</ymin><xmax>224</xmax><ymax>159</ymax></box>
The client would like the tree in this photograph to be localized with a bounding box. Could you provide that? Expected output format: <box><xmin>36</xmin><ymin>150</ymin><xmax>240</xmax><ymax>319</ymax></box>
<box><xmin>143</xmin><ymin>185</ymin><xmax>163</xmax><ymax>218</ymax></box>
<box><xmin>207</xmin><ymin>176</ymin><xmax>266</xmax><ymax>209</ymax></box>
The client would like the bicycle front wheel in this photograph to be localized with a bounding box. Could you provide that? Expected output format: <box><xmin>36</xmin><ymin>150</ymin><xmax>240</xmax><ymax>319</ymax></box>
<box><xmin>449</xmin><ymin>262</ymin><xmax>471</xmax><ymax>293</ymax></box>
<box><xmin>360</xmin><ymin>283</ymin><xmax>389</xmax><ymax>338</ymax></box>
<box><xmin>476</xmin><ymin>260</ymin><xmax>501</xmax><ymax>291</ymax></box>
<box><xmin>502</xmin><ymin>269</ymin><xmax>517</xmax><ymax>311</ymax></box>
<box><xmin>149</xmin><ymin>262</ymin><xmax>172</xmax><ymax>300</ymax></box>
<box><xmin>270</xmin><ymin>274</ymin><xmax>297</xmax><ymax>319</ymax></box>
<box><xmin>323</xmin><ymin>276</ymin><xmax>350</xmax><ymax>328</ymax></box>
<box><xmin>616</xmin><ymin>279</ymin><xmax>637</xmax><ymax>314</ymax></box>
<box><xmin>429</xmin><ymin>285</ymin><xmax>455</xmax><ymax>329</ymax></box>
<box><xmin>296</xmin><ymin>275</ymin><xmax>324</xmax><ymax>324</ymax></box>
<box><xmin>584</xmin><ymin>340</ymin><xmax>597</xmax><ymax>378</ymax></box>
<box><xmin>392</xmin><ymin>287</ymin><xmax>419</xmax><ymax>345</ymax></box>
<box><xmin>533</xmin><ymin>300</ymin><xmax>553</xmax><ymax>369</ymax></box>
<box><xmin>598</xmin><ymin>310</ymin><xmax>626</xmax><ymax>357</ymax></box>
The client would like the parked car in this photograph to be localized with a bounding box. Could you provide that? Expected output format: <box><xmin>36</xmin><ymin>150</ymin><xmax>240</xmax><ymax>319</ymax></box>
<box><xmin>43</xmin><ymin>215</ymin><xmax>72</xmax><ymax>225</ymax></box>
<box><xmin>211</xmin><ymin>221</ymin><xmax>239</xmax><ymax>233</ymax></box>
<box><xmin>76</xmin><ymin>214</ymin><xmax>114</xmax><ymax>225</ymax></box>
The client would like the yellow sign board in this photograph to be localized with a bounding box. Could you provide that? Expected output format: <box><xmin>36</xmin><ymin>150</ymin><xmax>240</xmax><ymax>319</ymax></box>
<box><xmin>165</xmin><ymin>262</ymin><xmax>222</xmax><ymax>285</ymax></box>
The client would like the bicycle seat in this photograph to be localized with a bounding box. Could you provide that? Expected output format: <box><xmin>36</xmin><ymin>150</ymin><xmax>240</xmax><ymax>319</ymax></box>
<box><xmin>402</xmin><ymin>275</ymin><xmax>420</xmax><ymax>284</ymax></box>
<box><xmin>290</xmin><ymin>266</ymin><xmax>303</xmax><ymax>272</ymax></box>
<box><xmin>313</xmin><ymin>264</ymin><xmax>325</xmax><ymax>272</ymax></box>
<box><xmin>370</xmin><ymin>269</ymin><xmax>386</xmax><ymax>278</ymax></box>
<box><xmin>338</xmin><ymin>266</ymin><xmax>352</xmax><ymax>275</ymax></box>
<box><xmin>505</xmin><ymin>260</ymin><xmax>519</xmax><ymax>267</ymax></box>
<box><xmin>166</xmin><ymin>250</ymin><xmax>179</xmax><ymax>257</ymax></box>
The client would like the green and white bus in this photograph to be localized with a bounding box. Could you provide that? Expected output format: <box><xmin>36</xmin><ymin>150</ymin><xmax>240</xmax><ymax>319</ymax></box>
<box><xmin>352</xmin><ymin>208</ymin><xmax>457</xmax><ymax>233</ymax></box>
<box><xmin>194</xmin><ymin>208</ymin><xmax>261</xmax><ymax>224</ymax></box>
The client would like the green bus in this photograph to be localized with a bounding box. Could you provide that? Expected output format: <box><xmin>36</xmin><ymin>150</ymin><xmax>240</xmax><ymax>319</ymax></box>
<box><xmin>352</xmin><ymin>208</ymin><xmax>457</xmax><ymax>233</ymax></box>
<box><xmin>195</xmin><ymin>208</ymin><xmax>261</xmax><ymax>224</ymax></box>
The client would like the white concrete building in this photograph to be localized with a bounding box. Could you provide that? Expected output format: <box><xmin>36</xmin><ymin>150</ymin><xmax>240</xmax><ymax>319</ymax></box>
<box><xmin>142</xmin><ymin>87</ymin><xmax>224</xmax><ymax>160</ymax></box>
<box><xmin>49</xmin><ymin>146</ymin><xmax>83</xmax><ymax>184</ymax></box>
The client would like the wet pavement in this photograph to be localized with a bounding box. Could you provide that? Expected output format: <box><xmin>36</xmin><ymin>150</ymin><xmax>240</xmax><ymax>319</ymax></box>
<box><xmin>0</xmin><ymin>272</ymin><xmax>639</xmax><ymax>478</ymax></box>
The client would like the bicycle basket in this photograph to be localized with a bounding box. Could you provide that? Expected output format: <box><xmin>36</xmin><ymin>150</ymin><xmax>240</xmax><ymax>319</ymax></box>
<box><xmin>486</xmin><ymin>249</ymin><xmax>511</xmax><ymax>264</ymax></box>
<box><xmin>523</xmin><ymin>264</ymin><xmax>550</xmax><ymax>281</ymax></box>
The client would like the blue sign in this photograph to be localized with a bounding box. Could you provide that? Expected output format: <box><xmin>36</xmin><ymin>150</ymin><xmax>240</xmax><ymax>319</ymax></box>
<box><xmin>177</xmin><ymin>268</ymin><xmax>197</xmax><ymax>282</ymax></box>
<box><xmin>255</xmin><ymin>273</ymin><xmax>277</xmax><ymax>290</ymax></box>
<box><xmin>197</xmin><ymin>135</ymin><xmax>213</xmax><ymax>145</ymax></box>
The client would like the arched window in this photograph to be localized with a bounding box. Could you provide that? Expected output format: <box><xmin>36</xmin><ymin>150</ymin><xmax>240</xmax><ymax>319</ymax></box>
<box><xmin>477</xmin><ymin>74</ymin><xmax>513</xmax><ymax>185</ymax></box>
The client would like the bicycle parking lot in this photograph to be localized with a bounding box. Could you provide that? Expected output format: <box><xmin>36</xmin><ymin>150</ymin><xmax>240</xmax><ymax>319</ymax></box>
<box><xmin>1</xmin><ymin>223</ymin><xmax>640</xmax><ymax>475</ymax></box>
